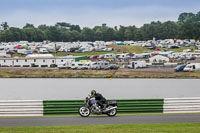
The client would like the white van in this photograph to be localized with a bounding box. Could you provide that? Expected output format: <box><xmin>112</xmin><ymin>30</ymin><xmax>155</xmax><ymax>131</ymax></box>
<box><xmin>128</xmin><ymin>61</ymin><xmax>146</xmax><ymax>69</ymax></box>
<box><xmin>184</xmin><ymin>63</ymin><xmax>200</xmax><ymax>72</ymax></box>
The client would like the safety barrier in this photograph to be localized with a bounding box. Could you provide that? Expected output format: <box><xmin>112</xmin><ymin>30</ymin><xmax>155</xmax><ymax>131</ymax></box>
<box><xmin>163</xmin><ymin>97</ymin><xmax>200</xmax><ymax>113</ymax></box>
<box><xmin>116</xmin><ymin>99</ymin><xmax>163</xmax><ymax>113</ymax></box>
<box><xmin>43</xmin><ymin>99</ymin><xmax>164</xmax><ymax>115</ymax></box>
<box><xmin>0</xmin><ymin>100</ymin><xmax>43</xmax><ymax>116</ymax></box>
<box><xmin>43</xmin><ymin>100</ymin><xmax>83</xmax><ymax>115</ymax></box>
<box><xmin>1</xmin><ymin>98</ymin><xmax>199</xmax><ymax>116</ymax></box>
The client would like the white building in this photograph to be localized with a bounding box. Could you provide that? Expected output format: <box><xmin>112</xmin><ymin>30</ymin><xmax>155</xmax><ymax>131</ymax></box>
<box><xmin>0</xmin><ymin>56</ymin><xmax>75</xmax><ymax>68</ymax></box>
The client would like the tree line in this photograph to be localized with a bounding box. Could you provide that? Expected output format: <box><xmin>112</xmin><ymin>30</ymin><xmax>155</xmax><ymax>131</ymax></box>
<box><xmin>0</xmin><ymin>11</ymin><xmax>200</xmax><ymax>42</ymax></box>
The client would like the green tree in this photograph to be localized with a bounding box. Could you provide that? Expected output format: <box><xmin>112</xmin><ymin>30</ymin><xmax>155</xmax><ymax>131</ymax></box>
<box><xmin>161</xmin><ymin>21</ymin><xmax>178</xmax><ymax>39</ymax></box>
<box><xmin>124</xmin><ymin>26</ymin><xmax>137</xmax><ymax>40</ymax></box>
<box><xmin>93</xmin><ymin>26</ymin><xmax>103</xmax><ymax>41</ymax></box>
<box><xmin>178</xmin><ymin>12</ymin><xmax>195</xmax><ymax>23</ymax></box>
<box><xmin>9</xmin><ymin>27</ymin><xmax>22</xmax><ymax>41</ymax></box>
<box><xmin>0</xmin><ymin>30</ymin><xmax>12</xmax><ymax>42</ymax></box>
<box><xmin>69</xmin><ymin>30</ymin><xmax>80</xmax><ymax>42</ymax></box>
<box><xmin>55</xmin><ymin>22</ymin><xmax>71</xmax><ymax>28</ymax></box>
<box><xmin>81</xmin><ymin>27</ymin><xmax>95</xmax><ymax>41</ymax></box>
<box><xmin>70</xmin><ymin>25</ymin><xmax>81</xmax><ymax>32</ymax></box>
<box><xmin>140</xmin><ymin>21</ymin><xmax>163</xmax><ymax>40</ymax></box>
<box><xmin>117</xmin><ymin>25</ymin><xmax>126</xmax><ymax>41</ymax></box>
<box><xmin>0</xmin><ymin>22</ymin><xmax>9</xmax><ymax>30</ymax></box>
<box><xmin>23</xmin><ymin>23</ymin><xmax>35</xmax><ymax>28</ymax></box>
<box><xmin>36</xmin><ymin>29</ymin><xmax>46</xmax><ymax>42</ymax></box>
<box><xmin>22</xmin><ymin>27</ymin><xmax>37</xmax><ymax>41</ymax></box>
<box><xmin>178</xmin><ymin>12</ymin><xmax>200</xmax><ymax>39</ymax></box>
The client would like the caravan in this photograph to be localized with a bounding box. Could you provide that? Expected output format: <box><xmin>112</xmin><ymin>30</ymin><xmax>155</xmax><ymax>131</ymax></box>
<box><xmin>70</xmin><ymin>62</ymin><xmax>88</xmax><ymax>69</ymax></box>
<box><xmin>128</xmin><ymin>61</ymin><xmax>146</xmax><ymax>69</ymax></box>
<box><xmin>96</xmin><ymin>61</ymin><xmax>119</xmax><ymax>70</ymax></box>
<box><xmin>103</xmin><ymin>54</ymin><xmax>116</xmax><ymax>59</ymax></box>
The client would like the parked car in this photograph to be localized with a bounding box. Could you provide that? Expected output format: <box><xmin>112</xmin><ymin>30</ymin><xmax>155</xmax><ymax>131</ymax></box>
<box><xmin>174</xmin><ymin>64</ymin><xmax>186</xmax><ymax>72</ymax></box>
<box><xmin>109</xmin><ymin>64</ymin><xmax>119</xmax><ymax>70</ymax></box>
<box><xmin>69</xmin><ymin>47</ymin><xmax>79</xmax><ymax>52</ymax></box>
<box><xmin>177</xmin><ymin>56</ymin><xmax>186</xmax><ymax>61</ymax></box>
<box><xmin>186</xmin><ymin>56</ymin><xmax>196</xmax><ymax>60</ymax></box>
<box><xmin>170</xmin><ymin>46</ymin><xmax>180</xmax><ymax>49</ymax></box>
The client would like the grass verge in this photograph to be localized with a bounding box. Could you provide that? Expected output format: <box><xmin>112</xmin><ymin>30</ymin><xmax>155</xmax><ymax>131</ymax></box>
<box><xmin>69</xmin><ymin>51</ymin><xmax>121</xmax><ymax>56</ymax></box>
<box><xmin>0</xmin><ymin>69</ymin><xmax>200</xmax><ymax>78</ymax></box>
<box><xmin>0</xmin><ymin>123</ymin><xmax>200</xmax><ymax>133</ymax></box>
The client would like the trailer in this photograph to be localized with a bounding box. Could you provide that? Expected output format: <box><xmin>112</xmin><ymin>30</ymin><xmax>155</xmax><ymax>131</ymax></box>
<box><xmin>128</xmin><ymin>60</ymin><xmax>146</xmax><ymax>69</ymax></box>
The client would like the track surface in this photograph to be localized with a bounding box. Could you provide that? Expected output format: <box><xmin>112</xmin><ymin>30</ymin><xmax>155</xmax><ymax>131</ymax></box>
<box><xmin>0</xmin><ymin>114</ymin><xmax>200</xmax><ymax>127</ymax></box>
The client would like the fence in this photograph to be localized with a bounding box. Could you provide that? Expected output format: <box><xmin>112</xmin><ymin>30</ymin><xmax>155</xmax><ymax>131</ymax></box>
<box><xmin>0</xmin><ymin>100</ymin><xmax>43</xmax><ymax>116</ymax></box>
<box><xmin>163</xmin><ymin>97</ymin><xmax>200</xmax><ymax>113</ymax></box>
<box><xmin>43</xmin><ymin>100</ymin><xmax>83</xmax><ymax>115</ymax></box>
<box><xmin>1</xmin><ymin>98</ymin><xmax>199</xmax><ymax>116</ymax></box>
<box><xmin>43</xmin><ymin>99</ymin><xmax>164</xmax><ymax>115</ymax></box>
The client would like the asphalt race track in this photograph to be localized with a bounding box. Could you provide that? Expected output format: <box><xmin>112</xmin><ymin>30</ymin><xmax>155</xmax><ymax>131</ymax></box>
<box><xmin>0</xmin><ymin>114</ymin><xmax>200</xmax><ymax>127</ymax></box>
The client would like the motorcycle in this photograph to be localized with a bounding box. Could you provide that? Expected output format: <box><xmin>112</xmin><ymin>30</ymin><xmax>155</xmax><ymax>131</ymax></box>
<box><xmin>78</xmin><ymin>95</ymin><xmax>117</xmax><ymax>117</ymax></box>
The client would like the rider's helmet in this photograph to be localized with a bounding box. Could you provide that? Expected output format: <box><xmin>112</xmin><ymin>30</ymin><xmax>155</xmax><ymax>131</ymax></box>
<box><xmin>91</xmin><ymin>90</ymin><xmax>96</xmax><ymax>97</ymax></box>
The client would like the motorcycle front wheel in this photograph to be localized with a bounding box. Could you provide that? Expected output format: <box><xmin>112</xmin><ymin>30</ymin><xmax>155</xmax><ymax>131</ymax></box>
<box><xmin>79</xmin><ymin>106</ymin><xmax>91</xmax><ymax>117</ymax></box>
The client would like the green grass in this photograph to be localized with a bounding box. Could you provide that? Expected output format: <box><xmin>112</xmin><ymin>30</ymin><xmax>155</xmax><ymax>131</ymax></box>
<box><xmin>108</xmin><ymin>45</ymin><xmax>153</xmax><ymax>54</ymax></box>
<box><xmin>11</xmin><ymin>54</ymin><xmax>27</xmax><ymax>57</ymax></box>
<box><xmin>52</xmin><ymin>46</ymin><xmax>197</xmax><ymax>56</ymax></box>
<box><xmin>69</xmin><ymin>45</ymin><xmax>153</xmax><ymax>56</ymax></box>
<box><xmin>12</xmin><ymin>52</ymin><xmax>68</xmax><ymax>57</ymax></box>
<box><xmin>0</xmin><ymin>123</ymin><xmax>200</xmax><ymax>133</ymax></box>
<box><xmin>52</xmin><ymin>52</ymin><xmax>68</xmax><ymax>56</ymax></box>
<box><xmin>69</xmin><ymin>51</ymin><xmax>121</xmax><ymax>56</ymax></box>
<box><xmin>1</xmin><ymin>69</ymin><xmax>200</xmax><ymax>78</ymax></box>
<box><xmin>122</xmin><ymin>45</ymin><xmax>153</xmax><ymax>53</ymax></box>
<box><xmin>69</xmin><ymin>46</ymin><xmax>196</xmax><ymax>56</ymax></box>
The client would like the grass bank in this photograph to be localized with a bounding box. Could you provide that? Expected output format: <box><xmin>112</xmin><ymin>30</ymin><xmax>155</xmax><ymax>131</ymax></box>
<box><xmin>0</xmin><ymin>69</ymin><xmax>200</xmax><ymax>78</ymax></box>
<box><xmin>68</xmin><ymin>46</ymin><xmax>196</xmax><ymax>56</ymax></box>
<box><xmin>0</xmin><ymin>123</ymin><xmax>200</xmax><ymax>133</ymax></box>
<box><xmin>108</xmin><ymin>45</ymin><xmax>153</xmax><ymax>53</ymax></box>
<box><xmin>69</xmin><ymin>51</ymin><xmax>121</xmax><ymax>56</ymax></box>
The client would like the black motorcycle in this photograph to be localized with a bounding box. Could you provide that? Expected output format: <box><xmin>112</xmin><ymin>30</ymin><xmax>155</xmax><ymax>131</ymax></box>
<box><xmin>78</xmin><ymin>95</ymin><xmax>117</xmax><ymax>117</ymax></box>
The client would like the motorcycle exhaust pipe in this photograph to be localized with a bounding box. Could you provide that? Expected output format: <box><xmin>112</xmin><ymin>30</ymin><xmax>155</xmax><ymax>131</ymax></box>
<box><xmin>105</xmin><ymin>106</ymin><xmax>117</xmax><ymax>112</ymax></box>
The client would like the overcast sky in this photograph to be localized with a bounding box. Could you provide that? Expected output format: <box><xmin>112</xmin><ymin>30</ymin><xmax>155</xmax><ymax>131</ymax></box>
<box><xmin>0</xmin><ymin>0</ymin><xmax>199</xmax><ymax>28</ymax></box>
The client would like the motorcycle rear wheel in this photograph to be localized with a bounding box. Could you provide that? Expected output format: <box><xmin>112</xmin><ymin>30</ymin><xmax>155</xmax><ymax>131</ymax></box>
<box><xmin>79</xmin><ymin>106</ymin><xmax>91</xmax><ymax>117</ymax></box>
<box><xmin>107</xmin><ymin>108</ymin><xmax>117</xmax><ymax>117</ymax></box>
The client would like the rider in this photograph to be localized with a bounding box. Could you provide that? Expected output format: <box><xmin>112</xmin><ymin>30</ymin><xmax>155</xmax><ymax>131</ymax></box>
<box><xmin>91</xmin><ymin>90</ymin><xmax>107</xmax><ymax>110</ymax></box>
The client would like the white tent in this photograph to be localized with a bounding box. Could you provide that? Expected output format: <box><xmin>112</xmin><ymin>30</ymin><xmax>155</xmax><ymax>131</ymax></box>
<box><xmin>149</xmin><ymin>55</ymin><xmax>169</xmax><ymax>63</ymax></box>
